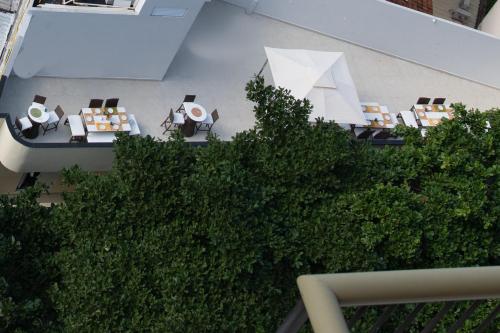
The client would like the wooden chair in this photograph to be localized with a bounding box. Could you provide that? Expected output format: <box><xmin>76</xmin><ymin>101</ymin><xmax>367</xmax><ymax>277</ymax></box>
<box><xmin>373</xmin><ymin>130</ymin><xmax>392</xmax><ymax>140</ymax></box>
<box><xmin>416</xmin><ymin>97</ymin><xmax>431</xmax><ymax>105</ymax></box>
<box><xmin>176</xmin><ymin>95</ymin><xmax>196</xmax><ymax>112</ymax></box>
<box><xmin>197</xmin><ymin>109</ymin><xmax>219</xmax><ymax>133</ymax></box>
<box><xmin>42</xmin><ymin>105</ymin><xmax>64</xmax><ymax>135</ymax></box>
<box><xmin>432</xmin><ymin>98</ymin><xmax>446</xmax><ymax>105</ymax></box>
<box><xmin>105</xmin><ymin>98</ymin><xmax>119</xmax><ymax>108</ymax></box>
<box><xmin>89</xmin><ymin>99</ymin><xmax>104</xmax><ymax>108</ymax></box>
<box><xmin>354</xmin><ymin>128</ymin><xmax>373</xmax><ymax>140</ymax></box>
<box><xmin>33</xmin><ymin>95</ymin><xmax>47</xmax><ymax>105</ymax></box>
<box><xmin>15</xmin><ymin>116</ymin><xmax>33</xmax><ymax>138</ymax></box>
<box><xmin>161</xmin><ymin>108</ymin><xmax>185</xmax><ymax>134</ymax></box>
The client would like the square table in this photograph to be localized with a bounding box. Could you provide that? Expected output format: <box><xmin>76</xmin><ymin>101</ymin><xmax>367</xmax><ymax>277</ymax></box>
<box><xmin>413</xmin><ymin>105</ymin><xmax>454</xmax><ymax>127</ymax></box>
<box><xmin>360</xmin><ymin>105</ymin><xmax>397</xmax><ymax>129</ymax></box>
<box><xmin>81</xmin><ymin>107</ymin><xmax>132</xmax><ymax>132</ymax></box>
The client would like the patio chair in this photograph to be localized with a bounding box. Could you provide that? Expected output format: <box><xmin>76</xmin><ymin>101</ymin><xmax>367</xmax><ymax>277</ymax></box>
<box><xmin>15</xmin><ymin>116</ymin><xmax>33</xmax><ymax>138</ymax></box>
<box><xmin>354</xmin><ymin>128</ymin><xmax>372</xmax><ymax>140</ymax></box>
<box><xmin>432</xmin><ymin>98</ymin><xmax>446</xmax><ymax>105</ymax></box>
<box><xmin>197</xmin><ymin>109</ymin><xmax>219</xmax><ymax>133</ymax></box>
<box><xmin>105</xmin><ymin>98</ymin><xmax>119</xmax><ymax>108</ymax></box>
<box><xmin>373</xmin><ymin>129</ymin><xmax>392</xmax><ymax>140</ymax></box>
<box><xmin>89</xmin><ymin>99</ymin><xmax>104</xmax><ymax>108</ymax></box>
<box><xmin>128</xmin><ymin>114</ymin><xmax>141</xmax><ymax>136</ymax></box>
<box><xmin>161</xmin><ymin>108</ymin><xmax>185</xmax><ymax>134</ymax></box>
<box><xmin>416</xmin><ymin>97</ymin><xmax>431</xmax><ymax>105</ymax></box>
<box><xmin>176</xmin><ymin>95</ymin><xmax>196</xmax><ymax>112</ymax></box>
<box><xmin>33</xmin><ymin>95</ymin><xmax>47</xmax><ymax>105</ymax></box>
<box><xmin>66</xmin><ymin>115</ymin><xmax>86</xmax><ymax>143</ymax></box>
<box><xmin>42</xmin><ymin>105</ymin><xmax>64</xmax><ymax>135</ymax></box>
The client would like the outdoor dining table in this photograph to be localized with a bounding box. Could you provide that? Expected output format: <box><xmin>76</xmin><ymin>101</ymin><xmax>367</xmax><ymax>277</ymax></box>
<box><xmin>412</xmin><ymin>104</ymin><xmax>454</xmax><ymax>127</ymax></box>
<box><xmin>25</xmin><ymin>102</ymin><xmax>50</xmax><ymax>139</ymax></box>
<box><xmin>181</xmin><ymin>102</ymin><xmax>207</xmax><ymax>137</ymax></box>
<box><xmin>359</xmin><ymin>105</ymin><xmax>397</xmax><ymax>129</ymax></box>
<box><xmin>81</xmin><ymin>107</ymin><xmax>132</xmax><ymax>133</ymax></box>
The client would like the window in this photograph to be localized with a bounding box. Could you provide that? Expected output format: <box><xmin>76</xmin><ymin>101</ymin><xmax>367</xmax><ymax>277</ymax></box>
<box><xmin>151</xmin><ymin>7</ymin><xmax>187</xmax><ymax>17</ymax></box>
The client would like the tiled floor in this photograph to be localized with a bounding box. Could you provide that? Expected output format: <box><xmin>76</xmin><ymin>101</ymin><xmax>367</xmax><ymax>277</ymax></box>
<box><xmin>1</xmin><ymin>0</ymin><xmax>499</xmax><ymax>144</ymax></box>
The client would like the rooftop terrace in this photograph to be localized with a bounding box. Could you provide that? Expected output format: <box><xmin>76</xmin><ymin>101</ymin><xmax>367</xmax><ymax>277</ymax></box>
<box><xmin>1</xmin><ymin>0</ymin><xmax>500</xmax><ymax>144</ymax></box>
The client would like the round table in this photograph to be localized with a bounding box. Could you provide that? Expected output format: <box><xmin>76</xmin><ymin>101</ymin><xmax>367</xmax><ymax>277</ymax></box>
<box><xmin>25</xmin><ymin>104</ymin><xmax>49</xmax><ymax>139</ymax></box>
<box><xmin>181</xmin><ymin>102</ymin><xmax>207</xmax><ymax>137</ymax></box>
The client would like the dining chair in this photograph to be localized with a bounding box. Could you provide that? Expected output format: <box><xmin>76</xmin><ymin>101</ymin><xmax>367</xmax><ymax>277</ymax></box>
<box><xmin>161</xmin><ymin>108</ymin><xmax>185</xmax><ymax>134</ymax></box>
<box><xmin>33</xmin><ymin>95</ymin><xmax>47</xmax><ymax>105</ymax></box>
<box><xmin>416</xmin><ymin>97</ymin><xmax>431</xmax><ymax>105</ymax></box>
<box><xmin>15</xmin><ymin>116</ymin><xmax>33</xmax><ymax>138</ymax></box>
<box><xmin>354</xmin><ymin>128</ymin><xmax>373</xmax><ymax>140</ymax></box>
<box><xmin>42</xmin><ymin>105</ymin><xmax>64</xmax><ymax>135</ymax></box>
<box><xmin>105</xmin><ymin>98</ymin><xmax>119</xmax><ymax>108</ymax></box>
<box><xmin>373</xmin><ymin>129</ymin><xmax>392</xmax><ymax>140</ymax></box>
<box><xmin>197</xmin><ymin>109</ymin><xmax>219</xmax><ymax>133</ymax></box>
<box><xmin>432</xmin><ymin>98</ymin><xmax>446</xmax><ymax>105</ymax></box>
<box><xmin>89</xmin><ymin>99</ymin><xmax>104</xmax><ymax>108</ymax></box>
<box><xmin>176</xmin><ymin>95</ymin><xmax>196</xmax><ymax>112</ymax></box>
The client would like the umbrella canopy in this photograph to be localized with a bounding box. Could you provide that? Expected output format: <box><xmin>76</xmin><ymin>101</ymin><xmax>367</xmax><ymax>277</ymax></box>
<box><xmin>264</xmin><ymin>47</ymin><xmax>367</xmax><ymax>125</ymax></box>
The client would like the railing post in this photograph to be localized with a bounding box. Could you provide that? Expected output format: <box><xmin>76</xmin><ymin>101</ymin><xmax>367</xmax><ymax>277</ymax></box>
<box><xmin>276</xmin><ymin>299</ymin><xmax>308</xmax><ymax>333</ymax></box>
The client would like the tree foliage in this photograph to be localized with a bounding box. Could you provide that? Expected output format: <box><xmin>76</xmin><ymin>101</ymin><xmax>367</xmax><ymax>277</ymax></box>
<box><xmin>0</xmin><ymin>76</ymin><xmax>498</xmax><ymax>332</ymax></box>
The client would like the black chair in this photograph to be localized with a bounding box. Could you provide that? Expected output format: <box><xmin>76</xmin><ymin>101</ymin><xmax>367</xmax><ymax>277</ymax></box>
<box><xmin>356</xmin><ymin>129</ymin><xmax>373</xmax><ymax>140</ymax></box>
<box><xmin>432</xmin><ymin>98</ymin><xmax>446</xmax><ymax>105</ymax></box>
<box><xmin>105</xmin><ymin>98</ymin><xmax>119</xmax><ymax>108</ymax></box>
<box><xmin>33</xmin><ymin>95</ymin><xmax>47</xmax><ymax>105</ymax></box>
<box><xmin>42</xmin><ymin>105</ymin><xmax>64</xmax><ymax>135</ymax></box>
<box><xmin>89</xmin><ymin>99</ymin><xmax>104</xmax><ymax>108</ymax></box>
<box><xmin>161</xmin><ymin>109</ymin><xmax>185</xmax><ymax>134</ymax></box>
<box><xmin>197</xmin><ymin>109</ymin><xmax>219</xmax><ymax>133</ymax></box>
<box><xmin>416</xmin><ymin>97</ymin><xmax>431</xmax><ymax>105</ymax></box>
<box><xmin>176</xmin><ymin>95</ymin><xmax>196</xmax><ymax>112</ymax></box>
<box><xmin>373</xmin><ymin>130</ymin><xmax>392</xmax><ymax>140</ymax></box>
<box><xmin>15</xmin><ymin>116</ymin><xmax>33</xmax><ymax>138</ymax></box>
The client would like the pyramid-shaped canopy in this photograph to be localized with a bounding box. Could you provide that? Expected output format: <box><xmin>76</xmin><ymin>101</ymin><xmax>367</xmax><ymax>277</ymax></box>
<box><xmin>264</xmin><ymin>47</ymin><xmax>366</xmax><ymax>125</ymax></box>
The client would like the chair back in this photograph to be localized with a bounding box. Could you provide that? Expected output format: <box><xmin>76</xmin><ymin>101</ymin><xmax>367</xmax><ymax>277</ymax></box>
<box><xmin>105</xmin><ymin>98</ymin><xmax>119</xmax><ymax>108</ymax></box>
<box><xmin>183</xmin><ymin>95</ymin><xmax>196</xmax><ymax>103</ymax></box>
<box><xmin>416</xmin><ymin>97</ymin><xmax>431</xmax><ymax>105</ymax></box>
<box><xmin>211</xmin><ymin>109</ymin><xmax>219</xmax><ymax>123</ymax></box>
<box><xmin>15</xmin><ymin>117</ymin><xmax>22</xmax><ymax>130</ymax></box>
<box><xmin>432</xmin><ymin>98</ymin><xmax>446</xmax><ymax>105</ymax></box>
<box><xmin>55</xmin><ymin>105</ymin><xmax>65</xmax><ymax>119</ymax></box>
<box><xmin>89</xmin><ymin>99</ymin><xmax>104</xmax><ymax>108</ymax></box>
<box><xmin>34</xmin><ymin>95</ymin><xmax>47</xmax><ymax>105</ymax></box>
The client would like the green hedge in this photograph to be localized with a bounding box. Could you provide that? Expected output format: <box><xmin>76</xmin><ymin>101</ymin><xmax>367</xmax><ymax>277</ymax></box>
<box><xmin>0</xmin><ymin>76</ymin><xmax>498</xmax><ymax>332</ymax></box>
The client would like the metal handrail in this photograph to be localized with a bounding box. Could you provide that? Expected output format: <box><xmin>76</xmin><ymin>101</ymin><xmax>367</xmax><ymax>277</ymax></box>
<box><xmin>279</xmin><ymin>266</ymin><xmax>500</xmax><ymax>333</ymax></box>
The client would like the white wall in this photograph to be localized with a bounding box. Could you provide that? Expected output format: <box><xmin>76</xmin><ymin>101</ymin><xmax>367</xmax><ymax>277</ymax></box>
<box><xmin>13</xmin><ymin>0</ymin><xmax>208</xmax><ymax>80</ymax></box>
<box><xmin>479</xmin><ymin>1</ymin><xmax>500</xmax><ymax>37</ymax></box>
<box><xmin>0</xmin><ymin>118</ymin><xmax>115</xmax><ymax>172</ymax></box>
<box><xmin>224</xmin><ymin>0</ymin><xmax>500</xmax><ymax>89</ymax></box>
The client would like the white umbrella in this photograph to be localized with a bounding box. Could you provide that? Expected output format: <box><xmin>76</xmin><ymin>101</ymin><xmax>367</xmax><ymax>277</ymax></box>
<box><xmin>264</xmin><ymin>47</ymin><xmax>367</xmax><ymax>125</ymax></box>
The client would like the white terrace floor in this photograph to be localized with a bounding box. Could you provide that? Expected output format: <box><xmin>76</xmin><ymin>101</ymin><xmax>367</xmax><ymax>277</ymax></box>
<box><xmin>1</xmin><ymin>0</ymin><xmax>500</xmax><ymax>144</ymax></box>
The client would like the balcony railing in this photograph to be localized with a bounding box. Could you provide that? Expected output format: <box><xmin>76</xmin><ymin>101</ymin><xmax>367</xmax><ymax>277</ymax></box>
<box><xmin>277</xmin><ymin>266</ymin><xmax>500</xmax><ymax>333</ymax></box>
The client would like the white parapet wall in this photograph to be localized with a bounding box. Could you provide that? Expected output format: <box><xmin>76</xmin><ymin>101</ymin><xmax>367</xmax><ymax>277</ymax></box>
<box><xmin>12</xmin><ymin>0</ymin><xmax>209</xmax><ymax>80</ymax></box>
<box><xmin>0</xmin><ymin>117</ymin><xmax>115</xmax><ymax>172</ymax></box>
<box><xmin>479</xmin><ymin>1</ymin><xmax>500</xmax><ymax>38</ymax></box>
<box><xmin>223</xmin><ymin>0</ymin><xmax>500</xmax><ymax>89</ymax></box>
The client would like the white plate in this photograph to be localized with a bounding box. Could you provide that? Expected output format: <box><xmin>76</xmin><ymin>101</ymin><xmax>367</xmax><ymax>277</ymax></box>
<box><xmin>94</xmin><ymin>109</ymin><xmax>101</xmax><ymax>114</ymax></box>
<box><xmin>108</xmin><ymin>108</ymin><xmax>113</xmax><ymax>113</ymax></box>
<box><xmin>121</xmin><ymin>115</ymin><xmax>127</xmax><ymax>120</ymax></box>
<box><xmin>99</xmin><ymin>124</ymin><xmax>106</xmax><ymax>130</ymax></box>
<box><xmin>86</xmin><ymin>116</ymin><xmax>93</xmax><ymax>122</ymax></box>
<box><xmin>112</xmin><ymin>124</ymin><xmax>119</xmax><ymax>130</ymax></box>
